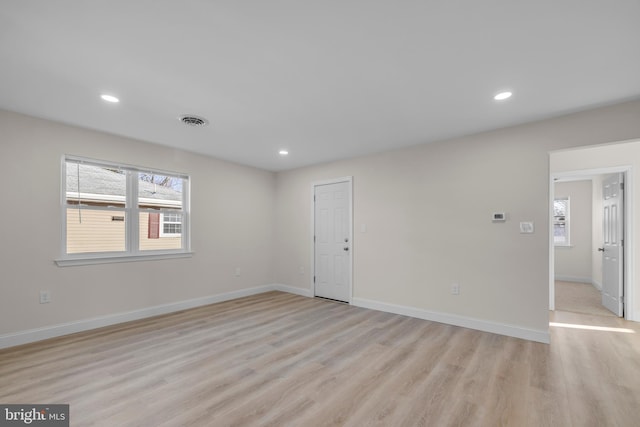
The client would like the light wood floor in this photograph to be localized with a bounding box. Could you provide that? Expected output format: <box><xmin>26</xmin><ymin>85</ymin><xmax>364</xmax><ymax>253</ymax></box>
<box><xmin>555</xmin><ymin>280</ymin><xmax>614</xmax><ymax>317</ymax></box>
<box><xmin>2</xmin><ymin>292</ymin><xmax>640</xmax><ymax>426</ymax></box>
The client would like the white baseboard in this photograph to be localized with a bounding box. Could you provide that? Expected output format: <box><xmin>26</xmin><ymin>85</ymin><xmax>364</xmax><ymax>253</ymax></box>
<box><xmin>352</xmin><ymin>297</ymin><xmax>550</xmax><ymax>344</ymax></box>
<box><xmin>555</xmin><ymin>276</ymin><xmax>602</xmax><ymax>290</ymax></box>
<box><xmin>272</xmin><ymin>284</ymin><xmax>313</xmax><ymax>298</ymax></box>
<box><xmin>554</xmin><ymin>275</ymin><xmax>593</xmax><ymax>284</ymax></box>
<box><xmin>0</xmin><ymin>285</ymin><xmax>275</xmax><ymax>350</ymax></box>
<box><xmin>1</xmin><ymin>283</ymin><xmax>548</xmax><ymax>349</ymax></box>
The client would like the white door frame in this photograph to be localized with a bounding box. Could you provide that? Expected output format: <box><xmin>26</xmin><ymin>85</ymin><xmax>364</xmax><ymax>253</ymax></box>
<box><xmin>311</xmin><ymin>176</ymin><xmax>353</xmax><ymax>303</ymax></box>
<box><xmin>549</xmin><ymin>166</ymin><xmax>634</xmax><ymax>320</ymax></box>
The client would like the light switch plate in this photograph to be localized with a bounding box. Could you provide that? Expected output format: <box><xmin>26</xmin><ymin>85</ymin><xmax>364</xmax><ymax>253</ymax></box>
<box><xmin>519</xmin><ymin>222</ymin><xmax>534</xmax><ymax>233</ymax></box>
<box><xmin>40</xmin><ymin>290</ymin><xmax>51</xmax><ymax>304</ymax></box>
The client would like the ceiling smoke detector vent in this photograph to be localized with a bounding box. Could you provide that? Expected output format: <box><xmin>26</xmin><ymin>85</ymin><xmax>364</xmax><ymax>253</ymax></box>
<box><xmin>178</xmin><ymin>115</ymin><xmax>209</xmax><ymax>127</ymax></box>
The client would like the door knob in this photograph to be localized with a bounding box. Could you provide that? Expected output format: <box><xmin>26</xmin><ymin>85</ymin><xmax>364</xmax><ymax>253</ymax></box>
<box><xmin>598</xmin><ymin>247</ymin><xmax>605</xmax><ymax>252</ymax></box>
<box><xmin>344</xmin><ymin>247</ymin><xmax>349</xmax><ymax>251</ymax></box>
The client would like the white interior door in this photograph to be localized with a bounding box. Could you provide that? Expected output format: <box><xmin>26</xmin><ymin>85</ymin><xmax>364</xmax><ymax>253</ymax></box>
<box><xmin>601</xmin><ymin>173</ymin><xmax>624</xmax><ymax>316</ymax></box>
<box><xmin>314</xmin><ymin>181</ymin><xmax>351</xmax><ymax>302</ymax></box>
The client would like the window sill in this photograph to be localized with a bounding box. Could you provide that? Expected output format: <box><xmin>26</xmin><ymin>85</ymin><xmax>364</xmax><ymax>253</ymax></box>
<box><xmin>554</xmin><ymin>244</ymin><xmax>573</xmax><ymax>248</ymax></box>
<box><xmin>55</xmin><ymin>252</ymin><xmax>193</xmax><ymax>267</ymax></box>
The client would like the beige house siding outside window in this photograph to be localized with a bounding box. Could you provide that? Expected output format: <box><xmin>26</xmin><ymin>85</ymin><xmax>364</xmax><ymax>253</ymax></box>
<box><xmin>66</xmin><ymin>210</ymin><xmax>181</xmax><ymax>253</ymax></box>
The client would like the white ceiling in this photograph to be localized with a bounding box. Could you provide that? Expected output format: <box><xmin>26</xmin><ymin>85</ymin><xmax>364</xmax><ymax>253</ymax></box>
<box><xmin>1</xmin><ymin>1</ymin><xmax>639</xmax><ymax>171</ymax></box>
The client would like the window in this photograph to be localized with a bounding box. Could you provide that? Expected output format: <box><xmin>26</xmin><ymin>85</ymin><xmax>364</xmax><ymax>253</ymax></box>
<box><xmin>160</xmin><ymin>213</ymin><xmax>182</xmax><ymax>237</ymax></box>
<box><xmin>58</xmin><ymin>156</ymin><xmax>190</xmax><ymax>265</ymax></box>
<box><xmin>554</xmin><ymin>197</ymin><xmax>570</xmax><ymax>246</ymax></box>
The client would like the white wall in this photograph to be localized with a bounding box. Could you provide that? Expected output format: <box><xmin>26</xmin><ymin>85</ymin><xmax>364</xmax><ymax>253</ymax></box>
<box><xmin>275</xmin><ymin>100</ymin><xmax>640</xmax><ymax>341</ymax></box>
<box><xmin>0</xmin><ymin>110</ymin><xmax>276</xmax><ymax>341</ymax></box>
<box><xmin>554</xmin><ymin>180</ymin><xmax>592</xmax><ymax>283</ymax></box>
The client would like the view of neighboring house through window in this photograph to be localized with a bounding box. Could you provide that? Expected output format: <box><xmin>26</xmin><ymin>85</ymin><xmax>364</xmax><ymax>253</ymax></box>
<box><xmin>63</xmin><ymin>157</ymin><xmax>189</xmax><ymax>258</ymax></box>
<box><xmin>553</xmin><ymin>197</ymin><xmax>570</xmax><ymax>246</ymax></box>
<box><xmin>137</xmin><ymin>170</ymin><xmax>185</xmax><ymax>251</ymax></box>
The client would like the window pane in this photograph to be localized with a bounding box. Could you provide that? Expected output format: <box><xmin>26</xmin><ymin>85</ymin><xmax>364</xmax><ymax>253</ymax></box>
<box><xmin>164</xmin><ymin>213</ymin><xmax>181</xmax><ymax>223</ymax></box>
<box><xmin>138</xmin><ymin>173</ymin><xmax>183</xmax><ymax>210</ymax></box>
<box><xmin>553</xmin><ymin>197</ymin><xmax>569</xmax><ymax>245</ymax></box>
<box><xmin>66</xmin><ymin>162</ymin><xmax>126</xmax><ymax>207</ymax></box>
<box><xmin>553</xmin><ymin>199</ymin><xmax>567</xmax><ymax>217</ymax></box>
<box><xmin>66</xmin><ymin>208</ymin><xmax>126</xmax><ymax>253</ymax></box>
<box><xmin>139</xmin><ymin>212</ymin><xmax>182</xmax><ymax>251</ymax></box>
<box><xmin>554</xmin><ymin>223</ymin><xmax>567</xmax><ymax>244</ymax></box>
<box><xmin>164</xmin><ymin>223</ymin><xmax>182</xmax><ymax>234</ymax></box>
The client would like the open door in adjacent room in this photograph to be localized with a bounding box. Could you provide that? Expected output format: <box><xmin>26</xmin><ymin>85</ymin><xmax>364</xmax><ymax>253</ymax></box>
<box><xmin>600</xmin><ymin>173</ymin><xmax>624</xmax><ymax>316</ymax></box>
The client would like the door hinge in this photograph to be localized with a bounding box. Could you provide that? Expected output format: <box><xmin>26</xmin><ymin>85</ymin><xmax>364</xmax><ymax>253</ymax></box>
<box><xmin>620</xmin><ymin>182</ymin><xmax>624</xmax><ymax>191</ymax></box>
<box><xmin>313</xmin><ymin>276</ymin><xmax>316</xmax><ymax>283</ymax></box>
<box><xmin>314</xmin><ymin>235</ymin><xmax>316</xmax><ymax>243</ymax></box>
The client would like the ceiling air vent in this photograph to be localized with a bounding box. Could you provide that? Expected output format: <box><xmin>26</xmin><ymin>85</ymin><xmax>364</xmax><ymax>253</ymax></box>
<box><xmin>178</xmin><ymin>115</ymin><xmax>209</xmax><ymax>127</ymax></box>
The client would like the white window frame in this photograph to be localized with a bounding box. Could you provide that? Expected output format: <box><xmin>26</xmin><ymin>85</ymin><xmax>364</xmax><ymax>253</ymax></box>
<box><xmin>554</xmin><ymin>197</ymin><xmax>570</xmax><ymax>247</ymax></box>
<box><xmin>56</xmin><ymin>155</ymin><xmax>191</xmax><ymax>266</ymax></box>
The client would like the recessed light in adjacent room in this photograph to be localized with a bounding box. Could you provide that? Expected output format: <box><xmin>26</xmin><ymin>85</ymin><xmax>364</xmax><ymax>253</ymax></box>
<box><xmin>494</xmin><ymin>91</ymin><xmax>512</xmax><ymax>101</ymax></box>
<box><xmin>279</xmin><ymin>150</ymin><xmax>289</xmax><ymax>156</ymax></box>
<box><xmin>100</xmin><ymin>94</ymin><xmax>120</xmax><ymax>103</ymax></box>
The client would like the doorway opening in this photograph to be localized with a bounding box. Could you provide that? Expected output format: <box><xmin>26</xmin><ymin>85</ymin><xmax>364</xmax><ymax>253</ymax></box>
<box><xmin>549</xmin><ymin>168</ymin><xmax>631</xmax><ymax>319</ymax></box>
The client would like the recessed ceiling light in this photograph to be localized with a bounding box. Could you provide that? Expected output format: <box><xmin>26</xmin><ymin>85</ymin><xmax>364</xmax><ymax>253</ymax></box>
<box><xmin>178</xmin><ymin>115</ymin><xmax>209</xmax><ymax>127</ymax></box>
<box><xmin>100</xmin><ymin>94</ymin><xmax>120</xmax><ymax>103</ymax></box>
<box><xmin>494</xmin><ymin>91</ymin><xmax>512</xmax><ymax>101</ymax></box>
<box><xmin>279</xmin><ymin>150</ymin><xmax>289</xmax><ymax>156</ymax></box>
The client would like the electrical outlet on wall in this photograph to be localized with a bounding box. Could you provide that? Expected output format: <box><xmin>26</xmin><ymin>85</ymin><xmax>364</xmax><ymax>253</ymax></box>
<box><xmin>299</xmin><ymin>266</ymin><xmax>305</xmax><ymax>275</ymax></box>
<box><xmin>451</xmin><ymin>283</ymin><xmax>460</xmax><ymax>295</ymax></box>
<box><xmin>235</xmin><ymin>267</ymin><xmax>241</xmax><ymax>277</ymax></box>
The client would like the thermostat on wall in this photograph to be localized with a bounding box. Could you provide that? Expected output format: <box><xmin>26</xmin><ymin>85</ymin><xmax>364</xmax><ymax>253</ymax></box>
<box><xmin>492</xmin><ymin>212</ymin><xmax>506</xmax><ymax>222</ymax></box>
